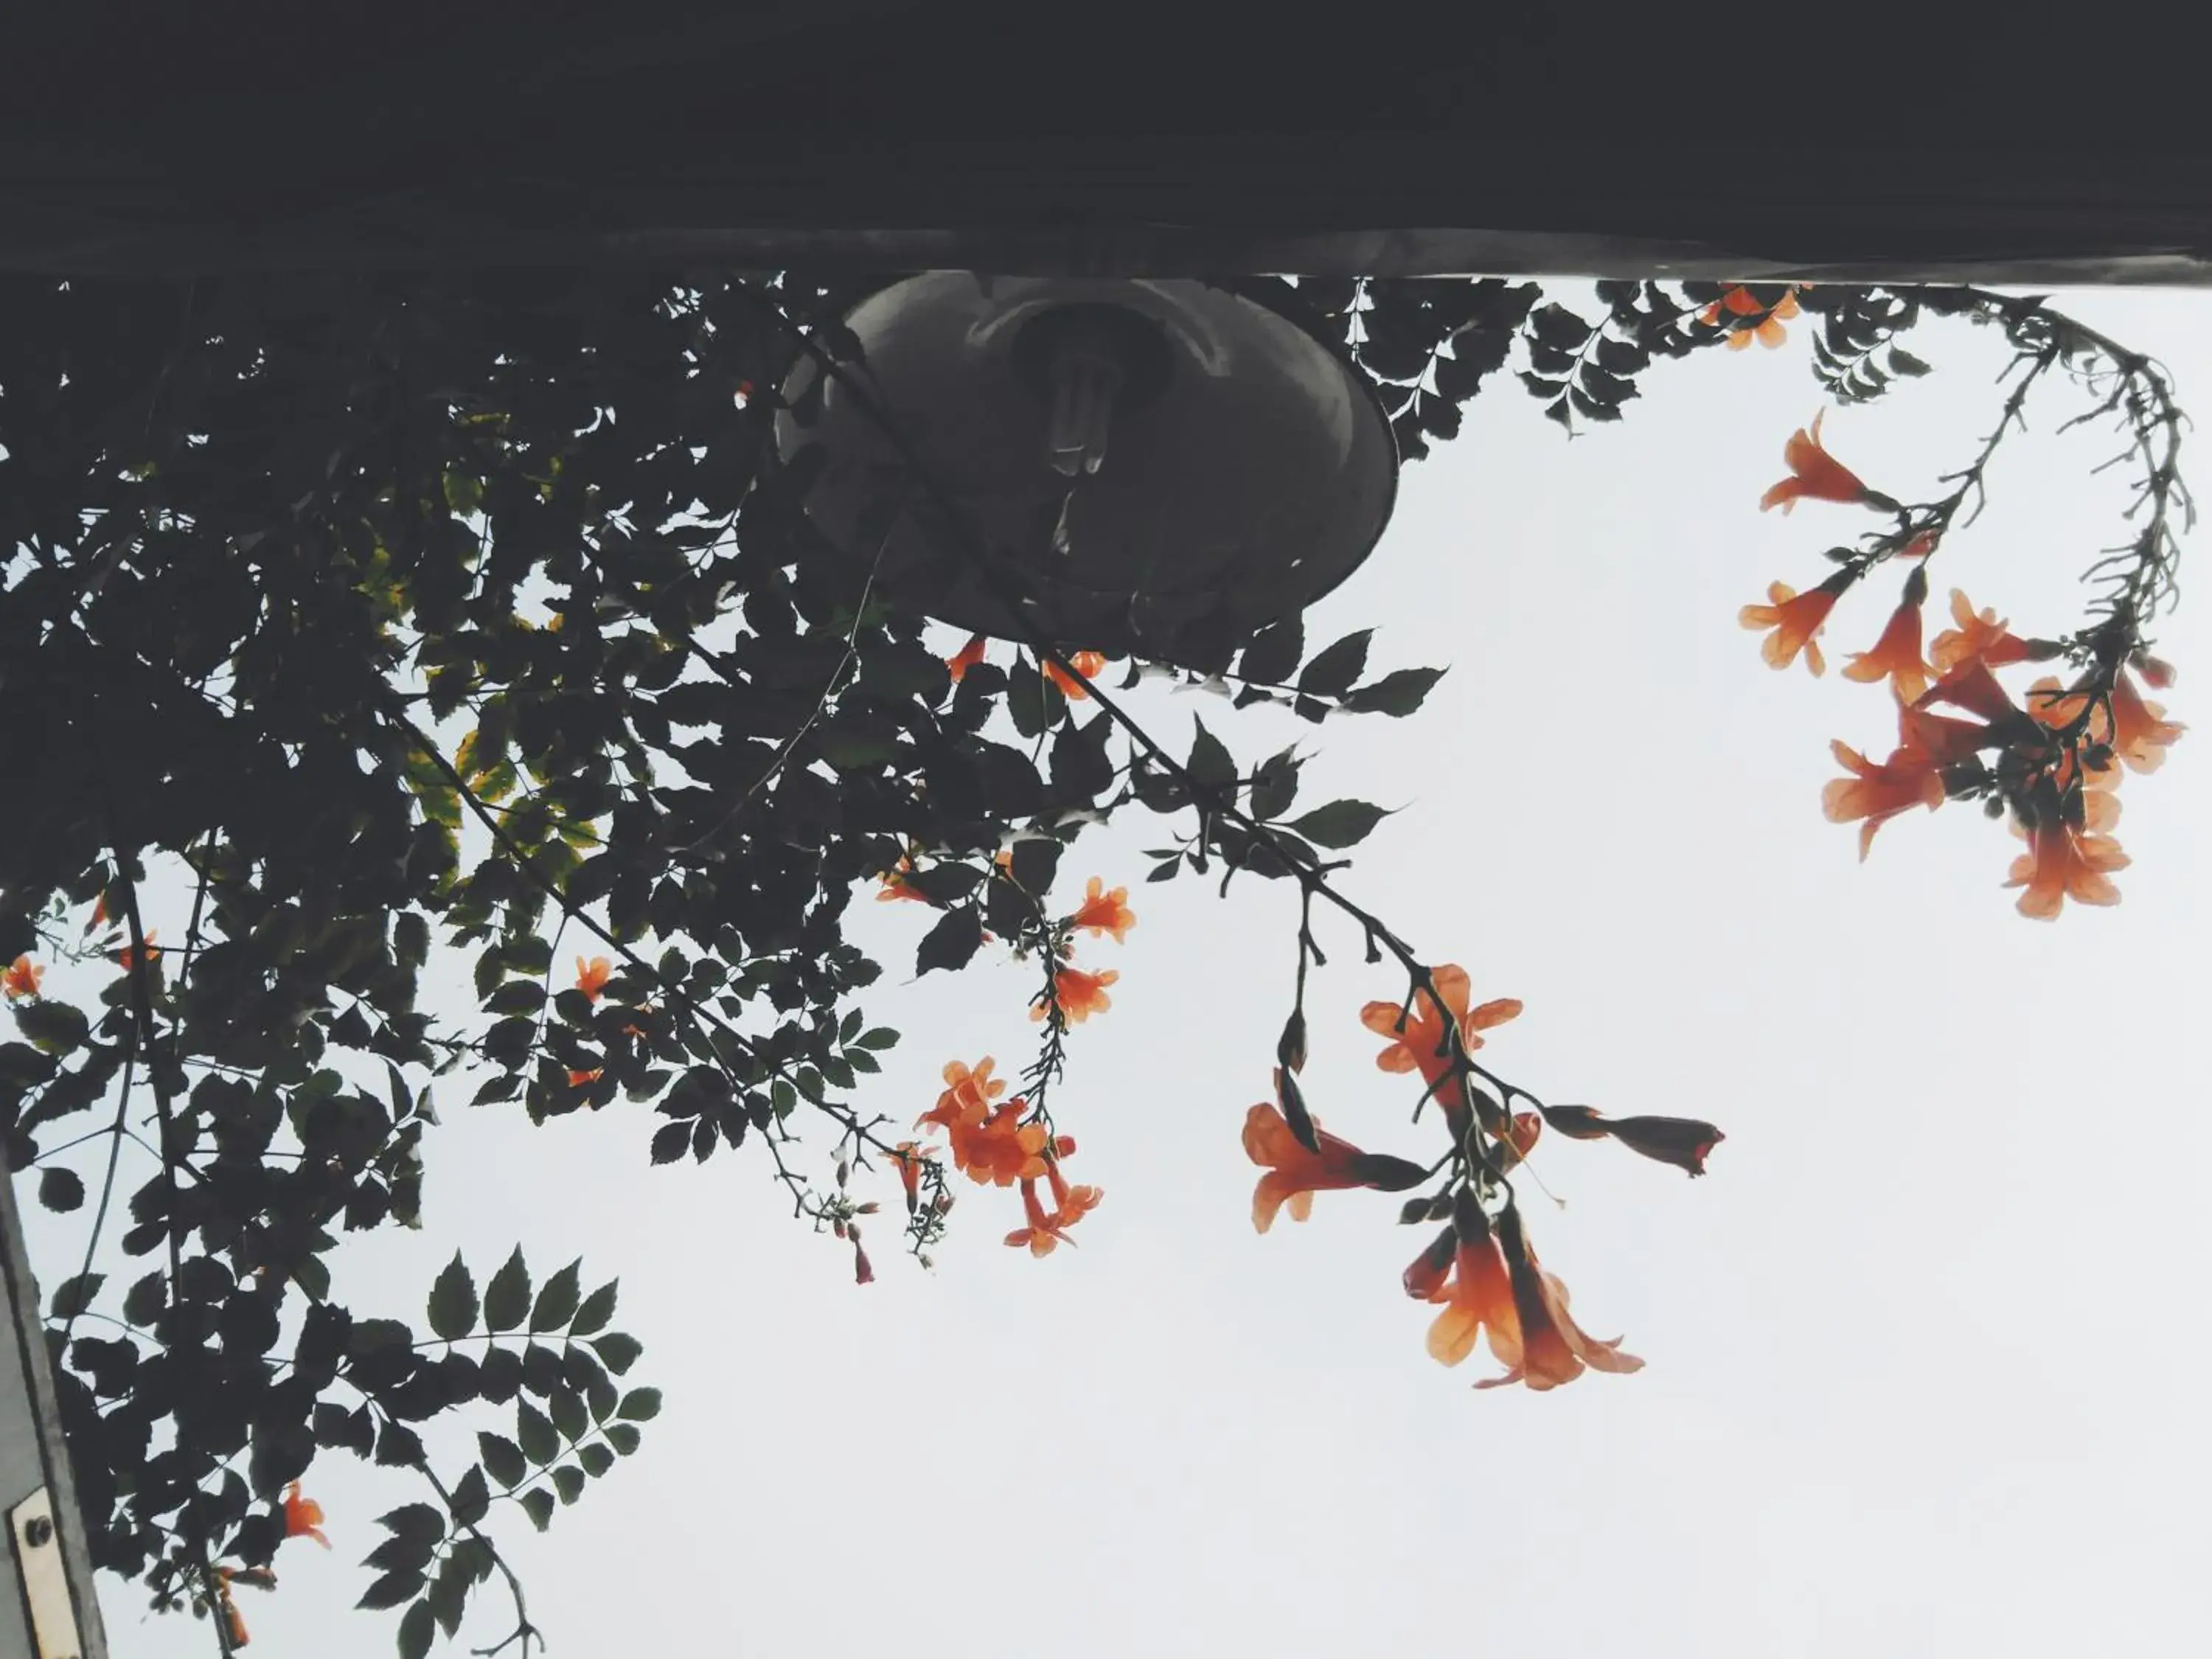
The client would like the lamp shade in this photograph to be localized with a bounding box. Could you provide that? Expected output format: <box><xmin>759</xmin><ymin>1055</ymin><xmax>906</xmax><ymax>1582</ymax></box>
<box><xmin>775</xmin><ymin>274</ymin><xmax>1399</xmax><ymax>667</ymax></box>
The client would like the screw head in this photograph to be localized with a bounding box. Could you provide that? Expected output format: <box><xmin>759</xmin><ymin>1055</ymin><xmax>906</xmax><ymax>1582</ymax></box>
<box><xmin>24</xmin><ymin>1515</ymin><xmax>55</xmax><ymax>1546</ymax></box>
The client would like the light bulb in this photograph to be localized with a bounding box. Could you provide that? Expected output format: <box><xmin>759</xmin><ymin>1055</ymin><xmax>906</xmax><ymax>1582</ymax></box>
<box><xmin>1043</xmin><ymin>334</ymin><xmax>1125</xmax><ymax>477</ymax></box>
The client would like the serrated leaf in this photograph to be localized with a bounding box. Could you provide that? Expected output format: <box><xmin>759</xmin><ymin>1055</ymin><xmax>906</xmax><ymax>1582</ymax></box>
<box><xmin>447</xmin><ymin>1464</ymin><xmax>490</xmax><ymax>1526</ymax></box>
<box><xmin>552</xmin><ymin>1464</ymin><xmax>587</xmax><ymax>1506</ymax></box>
<box><xmin>478</xmin><ymin>1432</ymin><xmax>526</xmax><ymax>1489</ymax></box>
<box><xmin>397</xmin><ymin>1600</ymin><xmax>436</xmax><ymax>1659</ymax></box>
<box><xmin>616</xmin><ymin>1387</ymin><xmax>662</xmax><ymax>1422</ymax></box>
<box><xmin>426</xmin><ymin>1253</ymin><xmax>478</xmax><ymax>1341</ymax></box>
<box><xmin>855</xmin><ymin>1026</ymin><xmax>899</xmax><ymax>1051</ymax></box>
<box><xmin>358</xmin><ymin>1570</ymin><xmax>425</xmax><ymax>1611</ymax></box>
<box><xmin>516</xmin><ymin>1399</ymin><xmax>558</xmax><ymax>1467</ymax></box>
<box><xmin>578</xmin><ymin>1441</ymin><xmax>615</xmax><ymax>1478</ymax></box>
<box><xmin>426</xmin><ymin>1559</ymin><xmax>469</xmax><ymax>1638</ymax></box>
<box><xmin>49</xmin><ymin>1272</ymin><xmax>102</xmax><ymax>1321</ymax></box>
<box><xmin>364</xmin><ymin>1534</ymin><xmax>436</xmax><ymax>1574</ymax></box>
<box><xmin>1889</xmin><ymin>346</ymin><xmax>1932</xmax><ymax>377</ymax></box>
<box><xmin>1237</xmin><ymin>618</ymin><xmax>1304</xmax><ymax>685</ymax></box>
<box><xmin>650</xmin><ymin>1121</ymin><xmax>691</xmax><ymax>1164</ymax></box>
<box><xmin>591</xmin><ymin>1332</ymin><xmax>643</xmax><ymax>1374</ymax></box>
<box><xmin>377</xmin><ymin>1503</ymin><xmax>447</xmax><ymax>1548</ymax></box>
<box><xmin>1340</xmin><ymin>667</ymin><xmax>1446</xmax><ymax>717</ymax></box>
<box><xmin>570</xmin><ymin>1280</ymin><xmax>618</xmax><ymax>1336</ymax></box>
<box><xmin>914</xmin><ymin>907</ymin><xmax>983</xmax><ymax>975</ymax></box>
<box><xmin>605</xmin><ymin>1422</ymin><xmax>643</xmax><ymax>1456</ymax></box>
<box><xmin>529</xmin><ymin>1259</ymin><xmax>582</xmax><ymax>1332</ymax></box>
<box><xmin>122</xmin><ymin>1271</ymin><xmax>166</xmax><ymax>1326</ymax></box>
<box><xmin>482</xmin><ymin>1248</ymin><xmax>530</xmax><ymax>1332</ymax></box>
<box><xmin>519</xmin><ymin>1489</ymin><xmax>555</xmax><ymax>1532</ymax></box>
<box><xmin>549</xmin><ymin>1385</ymin><xmax>588</xmax><ymax>1443</ymax></box>
<box><xmin>1298</xmin><ymin>630</ymin><xmax>1373</xmax><ymax>699</ymax></box>
<box><xmin>1528</xmin><ymin>302</ymin><xmax>1594</xmax><ymax>350</ymax></box>
<box><xmin>1250</xmin><ymin>749</ymin><xmax>1301</xmax><ymax>821</ymax></box>
<box><xmin>14</xmin><ymin>1000</ymin><xmax>88</xmax><ymax>1056</ymax></box>
<box><xmin>1005</xmin><ymin>837</ymin><xmax>1061</xmax><ymax>897</ymax></box>
<box><xmin>1285</xmin><ymin>799</ymin><xmax>1393</xmax><ymax>849</ymax></box>
<box><xmin>1186</xmin><ymin>718</ymin><xmax>1236</xmax><ymax>794</ymax></box>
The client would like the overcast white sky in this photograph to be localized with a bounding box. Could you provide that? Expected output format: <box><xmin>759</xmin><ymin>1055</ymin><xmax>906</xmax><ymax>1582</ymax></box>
<box><xmin>27</xmin><ymin>283</ymin><xmax>2211</xmax><ymax>1658</ymax></box>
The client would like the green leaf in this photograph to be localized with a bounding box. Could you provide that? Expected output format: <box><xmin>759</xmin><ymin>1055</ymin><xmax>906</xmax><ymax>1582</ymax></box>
<box><xmin>447</xmin><ymin>1464</ymin><xmax>490</xmax><ymax>1526</ymax></box>
<box><xmin>1186</xmin><ymin>718</ymin><xmax>1236</xmax><ymax>794</ymax></box>
<box><xmin>1006</xmin><ymin>838</ymin><xmax>1061</xmax><ymax>897</ymax></box>
<box><xmin>552</xmin><ymin>1464</ymin><xmax>587</xmax><ymax>1506</ymax></box>
<box><xmin>1250</xmin><ymin>749</ymin><xmax>1300</xmax><ymax>821</ymax></box>
<box><xmin>1340</xmin><ymin>667</ymin><xmax>1447</xmax><ymax>717</ymax></box>
<box><xmin>375</xmin><ymin>1419</ymin><xmax>426</xmax><ymax>1468</ymax></box>
<box><xmin>426</xmin><ymin>1253</ymin><xmax>479</xmax><ymax>1341</ymax></box>
<box><xmin>49</xmin><ymin>1272</ymin><xmax>102</xmax><ymax>1321</ymax></box>
<box><xmin>604</xmin><ymin>1422</ymin><xmax>643</xmax><ymax>1456</ymax></box>
<box><xmin>577</xmin><ymin>1441</ymin><xmax>616</xmax><ymax>1478</ymax></box>
<box><xmin>1286</xmin><ymin>799</ymin><xmax>1392</xmax><ymax>849</ymax></box>
<box><xmin>529</xmin><ymin>1259</ymin><xmax>582</xmax><ymax>1333</ymax></box>
<box><xmin>1298</xmin><ymin>630</ymin><xmax>1373</xmax><ymax>698</ymax></box>
<box><xmin>377</xmin><ymin>1504</ymin><xmax>448</xmax><ymax>1550</ymax></box>
<box><xmin>591</xmin><ymin>1332</ymin><xmax>643</xmax><ymax>1374</ymax></box>
<box><xmin>1889</xmin><ymin>346</ymin><xmax>1933</xmax><ymax>378</ymax></box>
<box><xmin>482</xmin><ymin>1248</ymin><xmax>530</xmax><ymax>1332</ymax></box>
<box><xmin>549</xmin><ymin>1385</ymin><xmax>588</xmax><ymax>1443</ymax></box>
<box><xmin>425</xmin><ymin>1559</ymin><xmax>469</xmax><ymax>1638</ymax></box>
<box><xmin>365</xmin><ymin>1533</ymin><xmax>436</xmax><ymax>1573</ymax></box>
<box><xmin>519</xmin><ymin>1489</ymin><xmax>555</xmax><ymax>1532</ymax></box>
<box><xmin>13</xmin><ymin>999</ymin><xmax>89</xmax><ymax>1056</ymax></box>
<box><xmin>397</xmin><ymin>1600</ymin><xmax>436</xmax><ymax>1659</ymax></box>
<box><xmin>616</xmin><ymin>1387</ymin><xmax>662</xmax><ymax>1422</ymax></box>
<box><xmin>484</xmin><ymin>981</ymin><xmax>545</xmax><ymax>1016</ymax></box>
<box><xmin>914</xmin><ymin>907</ymin><xmax>983</xmax><ymax>976</ymax></box>
<box><xmin>570</xmin><ymin>1279</ymin><xmax>619</xmax><ymax>1337</ymax></box>
<box><xmin>358</xmin><ymin>1570</ymin><xmax>425</xmax><ymax>1611</ymax></box>
<box><xmin>855</xmin><ymin>1027</ymin><xmax>899</xmax><ymax>1051</ymax></box>
<box><xmin>1237</xmin><ymin>617</ymin><xmax>1304</xmax><ymax>685</ymax></box>
<box><xmin>36</xmin><ymin>1167</ymin><xmax>85</xmax><ymax>1213</ymax></box>
<box><xmin>122</xmin><ymin>1271</ymin><xmax>166</xmax><ymax>1326</ymax></box>
<box><xmin>478</xmin><ymin>1431</ymin><xmax>527</xmax><ymax>1489</ymax></box>
<box><xmin>516</xmin><ymin>1399</ymin><xmax>559</xmax><ymax>1467</ymax></box>
<box><xmin>649</xmin><ymin>1121</ymin><xmax>691</xmax><ymax>1164</ymax></box>
<box><xmin>442</xmin><ymin>468</ymin><xmax>485</xmax><ymax>515</ymax></box>
<box><xmin>1528</xmin><ymin>302</ymin><xmax>1594</xmax><ymax>350</ymax></box>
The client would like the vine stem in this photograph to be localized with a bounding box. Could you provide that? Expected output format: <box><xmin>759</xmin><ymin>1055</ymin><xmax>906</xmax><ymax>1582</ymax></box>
<box><xmin>771</xmin><ymin>310</ymin><xmax>1534</xmax><ymax>1171</ymax></box>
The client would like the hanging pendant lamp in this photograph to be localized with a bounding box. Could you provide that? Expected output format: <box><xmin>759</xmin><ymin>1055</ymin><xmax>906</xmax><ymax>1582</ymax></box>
<box><xmin>775</xmin><ymin>273</ymin><xmax>1399</xmax><ymax>669</ymax></box>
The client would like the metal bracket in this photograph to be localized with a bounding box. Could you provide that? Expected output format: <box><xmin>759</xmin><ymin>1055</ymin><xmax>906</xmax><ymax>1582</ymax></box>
<box><xmin>7</xmin><ymin>1491</ymin><xmax>83</xmax><ymax>1659</ymax></box>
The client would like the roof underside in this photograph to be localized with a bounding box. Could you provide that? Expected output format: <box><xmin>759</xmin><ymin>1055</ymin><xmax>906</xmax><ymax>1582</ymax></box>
<box><xmin>6</xmin><ymin>0</ymin><xmax>2208</xmax><ymax>282</ymax></box>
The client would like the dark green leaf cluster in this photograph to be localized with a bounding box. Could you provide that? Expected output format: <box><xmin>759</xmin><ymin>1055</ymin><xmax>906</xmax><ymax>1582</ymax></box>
<box><xmin>1800</xmin><ymin>287</ymin><xmax>1934</xmax><ymax>405</ymax></box>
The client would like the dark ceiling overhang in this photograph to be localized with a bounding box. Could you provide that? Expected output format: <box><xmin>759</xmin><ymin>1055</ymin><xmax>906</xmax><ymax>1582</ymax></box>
<box><xmin>6</xmin><ymin>0</ymin><xmax>2209</xmax><ymax>282</ymax></box>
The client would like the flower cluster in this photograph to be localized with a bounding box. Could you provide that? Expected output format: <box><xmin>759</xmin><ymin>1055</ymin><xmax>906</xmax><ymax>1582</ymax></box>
<box><xmin>1744</xmin><ymin>411</ymin><xmax>2185</xmax><ymax>917</ymax></box>
<box><xmin>911</xmin><ymin>1057</ymin><xmax>1104</xmax><ymax>1259</ymax></box>
<box><xmin>1248</xmin><ymin>964</ymin><xmax>1723</xmax><ymax>1389</ymax></box>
